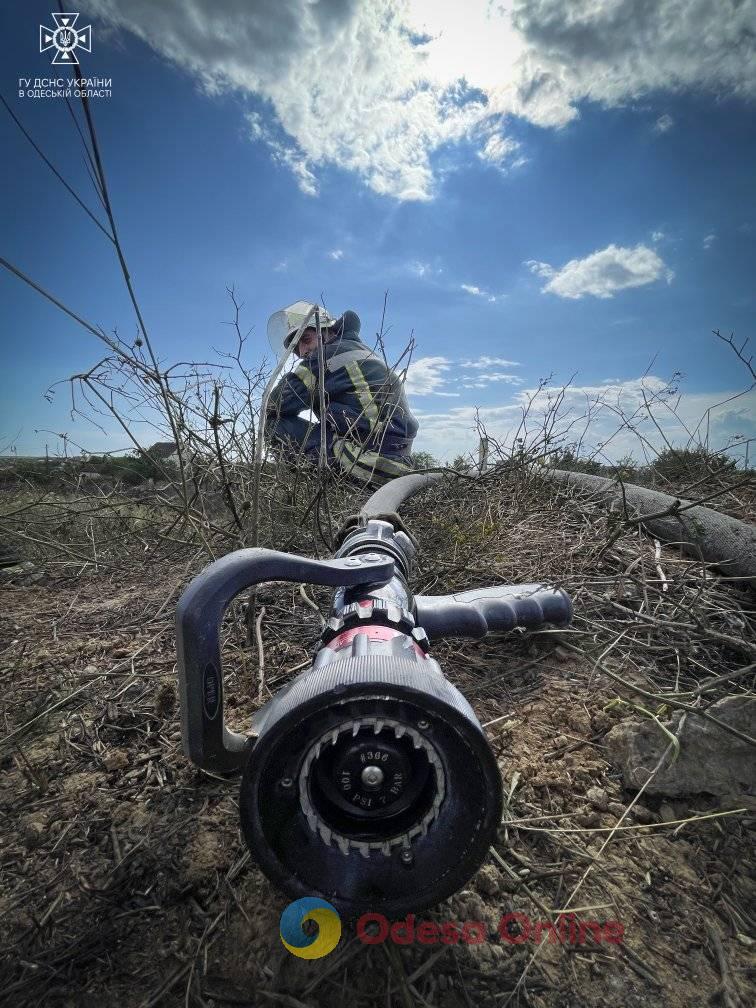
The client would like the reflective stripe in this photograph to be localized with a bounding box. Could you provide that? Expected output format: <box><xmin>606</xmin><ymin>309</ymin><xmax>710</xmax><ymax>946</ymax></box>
<box><xmin>334</xmin><ymin>437</ymin><xmax>412</xmax><ymax>483</ymax></box>
<box><xmin>326</xmin><ymin>349</ymin><xmax>382</xmax><ymax>373</ymax></box>
<box><xmin>293</xmin><ymin>364</ymin><xmax>316</xmax><ymax>392</ymax></box>
<box><xmin>345</xmin><ymin>362</ymin><xmax>379</xmax><ymax>425</ymax></box>
<box><xmin>333</xmin><ymin>440</ymin><xmax>378</xmax><ymax>483</ymax></box>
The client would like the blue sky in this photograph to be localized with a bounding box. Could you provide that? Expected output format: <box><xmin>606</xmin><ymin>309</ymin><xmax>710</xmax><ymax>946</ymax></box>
<box><xmin>2</xmin><ymin>0</ymin><xmax>755</xmax><ymax>463</ymax></box>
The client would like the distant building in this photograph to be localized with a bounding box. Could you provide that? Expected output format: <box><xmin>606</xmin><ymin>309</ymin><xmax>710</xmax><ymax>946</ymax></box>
<box><xmin>145</xmin><ymin>442</ymin><xmax>179</xmax><ymax>465</ymax></box>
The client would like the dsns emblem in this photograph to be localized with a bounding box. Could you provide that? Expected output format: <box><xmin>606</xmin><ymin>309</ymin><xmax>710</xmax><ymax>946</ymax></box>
<box><xmin>40</xmin><ymin>13</ymin><xmax>92</xmax><ymax>65</ymax></box>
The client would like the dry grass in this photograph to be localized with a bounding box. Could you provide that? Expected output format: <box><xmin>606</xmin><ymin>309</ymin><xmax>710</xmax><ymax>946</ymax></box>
<box><xmin>1</xmin><ymin>461</ymin><xmax>754</xmax><ymax>1008</ymax></box>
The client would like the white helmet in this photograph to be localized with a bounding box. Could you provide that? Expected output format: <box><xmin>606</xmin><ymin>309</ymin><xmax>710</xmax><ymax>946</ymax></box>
<box><xmin>266</xmin><ymin>301</ymin><xmax>336</xmax><ymax>358</ymax></box>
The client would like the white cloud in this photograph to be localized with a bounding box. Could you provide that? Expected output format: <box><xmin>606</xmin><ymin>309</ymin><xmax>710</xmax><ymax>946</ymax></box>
<box><xmin>410</xmin><ymin>375</ymin><xmax>756</xmax><ymax>463</ymax></box>
<box><xmin>524</xmin><ymin>259</ymin><xmax>555</xmax><ymax>279</ymax></box>
<box><xmin>85</xmin><ymin>0</ymin><xmax>756</xmax><ymax>200</ymax></box>
<box><xmin>654</xmin><ymin>113</ymin><xmax>675</xmax><ymax>133</ymax></box>
<box><xmin>651</xmin><ymin>230</ymin><xmax>665</xmax><ymax>243</ymax></box>
<box><xmin>478</xmin><ymin>133</ymin><xmax>528</xmax><ymax>172</ymax></box>
<box><xmin>245</xmin><ymin>111</ymin><xmax>319</xmax><ymax>195</ymax></box>
<box><xmin>460</xmin><ymin>283</ymin><xmax>506</xmax><ymax>303</ymax></box>
<box><xmin>405</xmin><ymin>356</ymin><xmax>452</xmax><ymax>394</ymax></box>
<box><xmin>405</xmin><ymin>354</ymin><xmax>523</xmax><ymax>395</ymax></box>
<box><xmin>462</xmin><ymin>356</ymin><xmax>521</xmax><ymax>369</ymax></box>
<box><xmin>527</xmin><ymin>244</ymin><xmax>673</xmax><ymax>299</ymax></box>
<box><xmin>703</xmin><ymin>233</ymin><xmax>717</xmax><ymax>249</ymax></box>
<box><xmin>463</xmin><ymin>372</ymin><xmax>525</xmax><ymax>388</ymax></box>
<box><xmin>329</xmin><ymin>248</ymin><xmax>344</xmax><ymax>260</ymax></box>
<box><xmin>407</xmin><ymin>261</ymin><xmax>438</xmax><ymax>278</ymax></box>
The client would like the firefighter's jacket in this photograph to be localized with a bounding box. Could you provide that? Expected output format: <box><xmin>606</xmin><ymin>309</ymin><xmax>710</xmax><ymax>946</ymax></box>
<box><xmin>266</xmin><ymin>310</ymin><xmax>419</xmax><ymax>484</ymax></box>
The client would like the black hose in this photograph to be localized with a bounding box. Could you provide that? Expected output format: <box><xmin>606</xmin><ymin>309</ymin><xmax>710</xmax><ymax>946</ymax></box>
<box><xmin>358</xmin><ymin>466</ymin><xmax>756</xmax><ymax>586</ymax></box>
<box><xmin>360</xmin><ymin>471</ymin><xmax>445</xmax><ymax>520</ymax></box>
<box><xmin>539</xmin><ymin>468</ymin><xmax>756</xmax><ymax>586</ymax></box>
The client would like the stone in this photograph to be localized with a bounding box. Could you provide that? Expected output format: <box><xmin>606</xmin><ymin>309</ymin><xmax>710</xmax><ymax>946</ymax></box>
<box><xmin>586</xmin><ymin>786</ymin><xmax>610</xmax><ymax>811</ymax></box>
<box><xmin>0</xmin><ymin>561</ymin><xmax>35</xmax><ymax>583</ymax></box>
<box><xmin>604</xmin><ymin>697</ymin><xmax>756</xmax><ymax>802</ymax></box>
<box><xmin>574</xmin><ymin>809</ymin><xmax>601</xmax><ymax>828</ymax></box>
<box><xmin>23</xmin><ymin>816</ymin><xmax>47</xmax><ymax>847</ymax></box>
<box><xmin>474</xmin><ymin>865</ymin><xmax>501</xmax><ymax>897</ymax></box>
<box><xmin>659</xmin><ymin>803</ymin><xmax>677</xmax><ymax>823</ymax></box>
<box><xmin>632</xmin><ymin>804</ymin><xmax>657</xmax><ymax>824</ymax></box>
<box><xmin>103</xmin><ymin>749</ymin><xmax>129</xmax><ymax>772</ymax></box>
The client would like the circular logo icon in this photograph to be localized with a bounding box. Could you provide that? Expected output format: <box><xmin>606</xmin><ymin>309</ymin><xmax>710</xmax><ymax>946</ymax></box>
<box><xmin>54</xmin><ymin>27</ymin><xmax>77</xmax><ymax>52</ymax></box>
<box><xmin>279</xmin><ymin>897</ymin><xmax>341</xmax><ymax>959</ymax></box>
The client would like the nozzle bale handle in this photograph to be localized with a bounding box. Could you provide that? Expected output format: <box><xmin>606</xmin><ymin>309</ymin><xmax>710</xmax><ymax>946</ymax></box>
<box><xmin>414</xmin><ymin>584</ymin><xmax>572</xmax><ymax>642</ymax></box>
<box><xmin>176</xmin><ymin>548</ymin><xmax>394</xmax><ymax>774</ymax></box>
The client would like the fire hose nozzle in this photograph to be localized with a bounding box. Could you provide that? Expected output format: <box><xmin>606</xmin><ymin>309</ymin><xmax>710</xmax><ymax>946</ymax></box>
<box><xmin>175</xmin><ymin>531</ymin><xmax>573</xmax><ymax>917</ymax></box>
<box><xmin>176</xmin><ymin>548</ymin><xmax>395</xmax><ymax>774</ymax></box>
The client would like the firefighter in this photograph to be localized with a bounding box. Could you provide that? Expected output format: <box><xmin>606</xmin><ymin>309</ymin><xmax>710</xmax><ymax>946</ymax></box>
<box><xmin>266</xmin><ymin>306</ymin><xmax>418</xmax><ymax>485</ymax></box>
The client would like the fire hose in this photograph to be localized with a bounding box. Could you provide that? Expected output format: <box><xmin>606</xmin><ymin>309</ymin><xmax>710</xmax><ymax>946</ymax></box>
<box><xmin>176</xmin><ymin>471</ymin><xmax>573</xmax><ymax>918</ymax></box>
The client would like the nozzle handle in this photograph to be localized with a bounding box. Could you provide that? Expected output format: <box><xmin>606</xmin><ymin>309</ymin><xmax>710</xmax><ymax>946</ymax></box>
<box><xmin>414</xmin><ymin>583</ymin><xmax>572</xmax><ymax>642</ymax></box>
<box><xmin>176</xmin><ymin>548</ymin><xmax>394</xmax><ymax>774</ymax></box>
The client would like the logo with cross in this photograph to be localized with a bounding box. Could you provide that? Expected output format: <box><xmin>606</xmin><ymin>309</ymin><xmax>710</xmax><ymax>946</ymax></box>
<box><xmin>39</xmin><ymin>12</ymin><xmax>92</xmax><ymax>65</ymax></box>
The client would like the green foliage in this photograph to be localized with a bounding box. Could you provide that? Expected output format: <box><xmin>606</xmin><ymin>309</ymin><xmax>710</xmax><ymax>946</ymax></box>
<box><xmin>549</xmin><ymin>448</ymin><xmax>605</xmax><ymax>476</ymax></box>
<box><xmin>0</xmin><ymin>458</ymin><xmax>56</xmax><ymax>486</ymax></box>
<box><xmin>608</xmin><ymin>455</ymin><xmax>638</xmax><ymax>481</ymax></box>
<box><xmin>85</xmin><ymin>453</ymin><xmax>174</xmax><ymax>485</ymax></box>
<box><xmin>409</xmin><ymin>450</ymin><xmax>438</xmax><ymax>470</ymax></box>
<box><xmin>0</xmin><ymin>451</ymin><xmax>177</xmax><ymax>487</ymax></box>
<box><xmin>651</xmin><ymin>446</ymin><xmax>738</xmax><ymax>484</ymax></box>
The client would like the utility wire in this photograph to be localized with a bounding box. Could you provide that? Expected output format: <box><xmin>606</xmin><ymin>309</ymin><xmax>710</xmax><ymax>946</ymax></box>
<box><xmin>0</xmin><ymin>255</ymin><xmax>156</xmax><ymax>380</ymax></box>
<box><xmin>0</xmin><ymin>93</ymin><xmax>112</xmax><ymax>241</ymax></box>
<box><xmin>51</xmin><ymin>0</ymin><xmax>191</xmax><ymax>505</ymax></box>
<box><xmin>62</xmin><ymin>93</ymin><xmax>107</xmax><ymax>208</ymax></box>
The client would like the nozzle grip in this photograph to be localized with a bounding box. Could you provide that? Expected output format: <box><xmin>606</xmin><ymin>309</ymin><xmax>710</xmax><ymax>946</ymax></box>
<box><xmin>414</xmin><ymin>584</ymin><xmax>572</xmax><ymax>642</ymax></box>
<box><xmin>176</xmin><ymin>548</ymin><xmax>394</xmax><ymax>774</ymax></box>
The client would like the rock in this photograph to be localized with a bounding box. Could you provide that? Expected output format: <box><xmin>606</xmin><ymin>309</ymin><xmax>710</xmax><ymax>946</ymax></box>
<box><xmin>23</xmin><ymin>816</ymin><xmax>47</xmax><ymax>847</ymax></box>
<box><xmin>474</xmin><ymin>864</ymin><xmax>501</xmax><ymax>897</ymax></box>
<box><xmin>604</xmin><ymin>698</ymin><xmax>756</xmax><ymax>802</ymax></box>
<box><xmin>566</xmin><ymin>710</ymin><xmax>592</xmax><ymax>735</ymax></box>
<box><xmin>591</xmin><ymin>711</ymin><xmax>614</xmax><ymax>734</ymax></box>
<box><xmin>454</xmin><ymin>890</ymin><xmax>487</xmax><ymax>921</ymax></box>
<box><xmin>154</xmin><ymin>682</ymin><xmax>177</xmax><ymax>718</ymax></box>
<box><xmin>574</xmin><ymin>809</ymin><xmax>601</xmax><ymax>828</ymax></box>
<box><xmin>632</xmin><ymin>804</ymin><xmax>657</xmax><ymax>824</ymax></box>
<box><xmin>0</xmin><ymin>561</ymin><xmax>37</xmax><ymax>584</ymax></box>
<box><xmin>586</xmin><ymin>786</ymin><xmax>610</xmax><ymax>811</ymax></box>
<box><xmin>103</xmin><ymin>749</ymin><xmax>129</xmax><ymax>772</ymax></box>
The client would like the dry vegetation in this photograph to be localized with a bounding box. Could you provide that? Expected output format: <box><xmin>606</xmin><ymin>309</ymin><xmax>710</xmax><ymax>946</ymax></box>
<box><xmin>1</xmin><ymin>448</ymin><xmax>754</xmax><ymax>1008</ymax></box>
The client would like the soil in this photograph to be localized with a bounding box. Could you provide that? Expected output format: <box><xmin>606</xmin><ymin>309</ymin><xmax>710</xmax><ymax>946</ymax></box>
<box><xmin>1</xmin><ymin>476</ymin><xmax>754</xmax><ymax>1008</ymax></box>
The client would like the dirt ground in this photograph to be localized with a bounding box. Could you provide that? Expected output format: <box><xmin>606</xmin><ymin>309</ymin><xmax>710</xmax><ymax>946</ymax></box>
<box><xmin>1</xmin><ymin>474</ymin><xmax>754</xmax><ymax>1007</ymax></box>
